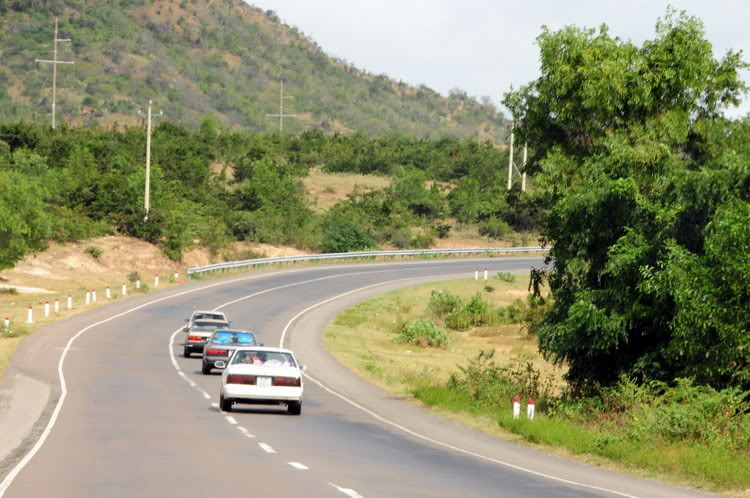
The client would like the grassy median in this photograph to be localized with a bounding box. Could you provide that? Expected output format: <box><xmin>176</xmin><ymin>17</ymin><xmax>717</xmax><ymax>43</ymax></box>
<box><xmin>324</xmin><ymin>276</ymin><xmax>750</xmax><ymax>496</ymax></box>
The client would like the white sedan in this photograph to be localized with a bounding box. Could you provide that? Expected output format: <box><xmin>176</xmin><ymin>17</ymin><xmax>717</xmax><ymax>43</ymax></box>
<box><xmin>216</xmin><ymin>347</ymin><xmax>304</xmax><ymax>415</ymax></box>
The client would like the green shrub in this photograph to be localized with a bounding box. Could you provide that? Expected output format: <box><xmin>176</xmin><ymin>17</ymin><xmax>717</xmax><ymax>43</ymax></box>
<box><xmin>484</xmin><ymin>285</ymin><xmax>495</xmax><ymax>293</ymax></box>
<box><xmin>0</xmin><ymin>287</ymin><xmax>18</xmax><ymax>295</ymax></box>
<box><xmin>494</xmin><ymin>271</ymin><xmax>516</xmax><ymax>283</ymax></box>
<box><xmin>322</xmin><ymin>215</ymin><xmax>376</xmax><ymax>253</ymax></box>
<box><xmin>427</xmin><ymin>290</ymin><xmax>462</xmax><ymax>315</ymax></box>
<box><xmin>445</xmin><ymin>310</ymin><xmax>473</xmax><ymax>330</ymax></box>
<box><xmin>85</xmin><ymin>246</ymin><xmax>102</xmax><ymax>259</ymax></box>
<box><xmin>2</xmin><ymin>322</ymin><xmax>30</xmax><ymax>338</ymax></box>
<box><xmin>445</xmin><ymin>294</ymin><xmax>497</xmax><ymax>330</ymax></box>
<box><xmin>127</xmin><ymin>271</ymin><xmax>141</xmax><ymax>282</ymax></box>
<box><xmin>435</xmin><ymin>223</ymin><xmax>451</xmax><ymax>239</ymax></box>
<box><xmin>390</xmin><ymin>228</ymin><xmax>412</xmax><ymax>249</ymax></box>
<box><xmin>410</xmin><ymin>231</ymin><xmax>434</xmax><ymax>249</ymax></box>
<box><xmin>394</xmin><ymin>319</ymin><xmax>448</xmax><ymax>348</ymax></box>
<box><xmin>479</xmin><ymin>216</ymin><xmax>511</xmax><ymax>240</ymax></box>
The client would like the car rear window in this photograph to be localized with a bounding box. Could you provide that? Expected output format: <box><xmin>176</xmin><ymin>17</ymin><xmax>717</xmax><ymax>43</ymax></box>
<box><xmin>231</xmin><ymin>351</ymin><xmax>296</xmax><ymax>367</ymax></box>
<box><xmin>193</xmin><ymin>322</ymin><xmax>229</xmax><ymax>331</ymax></box>
<box><xmin>212</xmin><ymin>332</ymin><xmax>256</xmax><ymax>344</ymax></box>
<box><xmin>193</xmin><ymin>313</ymin><xmax>224</xmax><ymax>321</ymax></box>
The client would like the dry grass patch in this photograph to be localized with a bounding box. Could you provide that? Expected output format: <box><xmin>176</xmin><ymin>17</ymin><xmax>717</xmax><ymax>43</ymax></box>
<box><xmin>303</xmin><ymin>167</ymin><xmax>391</xmax><ymax>212</ymax></box>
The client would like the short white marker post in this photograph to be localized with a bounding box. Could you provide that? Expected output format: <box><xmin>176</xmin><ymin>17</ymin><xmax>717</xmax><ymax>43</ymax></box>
<box><xmin>44</xmin><ymin>301</ymin><xmax>50</xmax><ymax>317</ymax></box>
<box><xmin>154</xmin><ymin>276</ymin><xmax>159</xmax><ymax>287</ymax></box>
<box><xmin>527</xmin><ymin>399</ymin><xmax>535</xmax><ymax>420</ymax></box>
<box><xmin>4</xmin><ymin>317</ymin><xmax>9</xmax><ymax>330</ymax></box>
<box><xmin>484</xmin><ymin>269</ymin><xmax>488</xmax><ymax>280</ymax></box>
<box><xmin>54</xmin><ymin>298</ymin><xmax>59</xmax><ymax>313</ymax></box>
<box><xmin>26</xmin><ymin>306</ymin><xmax>33</xmax><ymax>324</ymax></box>
<box><xmin>85</xmin><ymin>291</ymin><xmax>90</xmax><ymax>305</ymax></box>
<box><xmin>474</xmin><ymin>270</ymin><xmax>479</xmax><ymax>280</ymax></box>
<box><xmin>512</xmin><ymin>396</ymin><xmax>521</xmax><ymax>420</ymax></box>
<box><xmin>136</xmin><ymin>279</ymin><xmax>141</xmax><ymax>289</ymax></box>
<box><xmin>122</xmin><ymin>284</ymin><xmax>127</xmax><ymax>297</ymax></box>
<box><xmin>67</xmin><ymin>295</ymin><xmax>72</xmax><ymax>310</ymax></box>
<box><xmin>91</xmin><ymin>290</ymin><xmax>97</xmax><ymax>303</ymax></box>
<box><xmin>173</xmin><ymin>272</ymin><xmax>178</xmax><ymax>281</ymax></box>
<box><xmin>105</xmin><ymin>287</ymin><xmax>111</xmax><ymax>299</ymax></box>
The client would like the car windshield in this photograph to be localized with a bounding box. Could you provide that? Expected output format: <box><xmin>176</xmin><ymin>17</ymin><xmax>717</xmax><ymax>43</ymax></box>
<box><xmin>231</xmin><ymin>350</ymin><xmax>296</xmax><ymax>367</ymax></box>
<box><xmin>211</xmin><ymin>332</ymin><xmax>256</xmax><ymax>345</ymax></box>
<box><xmin>192</xmin><ymin>321</ymin><xmax>229</xmax><ymax>331</ymax></box>
<box><xmin>193</xmin><ymin>313</ymin><xmax>224</xmax><ymax>321</ymax></box>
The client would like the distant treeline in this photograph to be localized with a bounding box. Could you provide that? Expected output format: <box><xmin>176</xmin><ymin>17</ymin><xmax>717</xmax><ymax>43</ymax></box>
<box><xmin>0</xmin><ymin>121</ymin><xmax>538</xmax><ymax>269</ymax></box>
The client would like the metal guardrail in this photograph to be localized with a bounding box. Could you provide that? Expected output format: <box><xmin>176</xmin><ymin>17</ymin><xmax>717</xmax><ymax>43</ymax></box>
<box><xmin>186</xmin><ymin>246</ymin><xmax>547</xmax><ymax>279</ymax></box>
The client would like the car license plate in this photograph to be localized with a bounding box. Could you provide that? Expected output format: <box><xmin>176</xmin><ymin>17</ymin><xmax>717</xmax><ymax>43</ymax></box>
<box><xmin>257</xmin><ymin>377</ymin><xmax>272</xmax><ymax>387</ymax></box>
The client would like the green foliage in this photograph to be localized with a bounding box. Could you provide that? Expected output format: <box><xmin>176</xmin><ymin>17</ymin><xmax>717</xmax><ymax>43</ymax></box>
<box><xmin>483</xmin><ymin>285</ymin><xmax>495</xmax><ymax>293</ymax></box>
<box><xmin>427</xmin><ymin>289</ymin><xmax>462</xmax><ymax>315</ymax></box>
<box><xmin>494</xmin><ymin>272</ymin><xmax>516</xmax><ymax>283</ymax></box>
<box><xmin>127</xmin><ymin>271</ymin><xmax>141</xmax><ymax>282</ymax></box>
<box><xmin>0</xmin><ymin>170</ymin><xmax>50</xmax><ymax>270</ymax></box>
<box><xmin>445</xmin><ymin>294</ymin><xmax>497</xmax><ymax>330</ymax></box>
<box><xmin>478</xmin><ymin>216</ymin><xmax>511</xmax><ymax>240</ymax></box>
<box><xmin>393</xmin><ymin>319</ymin><xmax>448</xmax><ymax>348</ymax></box>
<box><xmin>84</xmin><ymin>246</ymin><xmax>102</xmax><ymax>259</ymax></box>
<box><xmin>0</xmin><ymin>287</ymin><xmax>18</xmax><ymax>295</ymax></box>
<box><xmin>504</xmin><ymin>10</ymin><xmax>750</xmax><ymax>392</ymax></box>
<box><xmin>321</xmin><ymin>208</ymin><xmax>376</xmax><ymax>253</ymax></box>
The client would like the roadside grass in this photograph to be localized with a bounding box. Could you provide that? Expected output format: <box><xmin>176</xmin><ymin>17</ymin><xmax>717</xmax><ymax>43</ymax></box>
<box><xmin>302</xmin><ymin>167</ymin><xmax>391</xmax><ymax>213</ymax></box>
<box><xmin>324</xmin><ymin>276</ymin><xmax>750</xmax><ymax>496</ymax></box>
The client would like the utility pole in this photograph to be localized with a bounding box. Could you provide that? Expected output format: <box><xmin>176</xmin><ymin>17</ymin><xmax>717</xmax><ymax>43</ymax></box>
<box><xmin>507</xmin><ymin>122</ymin><xmax>528</xmax><ymax>192</ymax></box>
<box><xmin>266</xmin><ymin>80</ymin><xmax>296</xmax><ymax>133</ymax></box>
<box><xmin>35</xmin><ymin>18</ymin><xmax>74</xmax><ymax>129</ymax></box>
<box><xmin>138</xmin><ymin>100</ymin><xmax>162</xmax><ymax>220</ymax></box>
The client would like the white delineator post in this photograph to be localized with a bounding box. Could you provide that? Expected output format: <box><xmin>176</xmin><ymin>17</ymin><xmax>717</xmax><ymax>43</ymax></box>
<box><xmin>474</xmin><ymin>270</ymin><xmax>479</xmax><ymax>280</ymax></box>
<box><xmin>105</xmin><ymin>287</ymin><xmax>111</xmax><ymax>299</ymax></box>
<box><xmin>91</xmin><ymin>290</ymin><xmax>97</xmax><ymax>303</ymax></box>
<box><xmin>85</xmin><ymin>291</ymin><xmax>90</xmax><ymax>305</ymax></box>
<box><xmin>484</xmin><ymin>269</ymin><xmax>488</xmax><ymax>280</ymax></box>
<box><xmin>136</xmin><ymin>279</ymin><xmax>141</xmax><ymax>289</ymax></box>
<box><xmin>154</xmin><ymin>276</ymin><xmax>159</xmax><ymax>287</ymax></box>
<box><xmin>122</xmin><ymin>284</ymin><xmax>127</xmax><ymax>296</ymax></box>
<box><xmin>54</xmin><ymin>298</ymin><xmax>59</xmax><ymax>313</ymax></box>
<box><xmin>4</xmin><ymin>317</ymin><xmax>9</xmax><ymax>330</ymax></box>
<box><xmin>26</xmin><ymin>306</ymin><xmax>33</xmax><ymax>324</ymax></box>
<box><xmin>173</xmin><ymin>272</ymin><xmax>178</xmax><ymax>281</ymax></box>
<box><xmin>44</xmin><ymin>301</ymin><xmax>50</xmax><ymax>317</ymax></box>
<box><xmin>512</xmin><ymin>396</ymin><xmax>521</xmax><ymax>419</ymax></box>
<box><xmin>527</xmin><ymin>399</ymin><xmax>535</xmax><ymax>420</ymax></box>
<box><xmin>67</xmin><ymin>295</ymin><xmax>72</xmax><ymax>309</ymax></box>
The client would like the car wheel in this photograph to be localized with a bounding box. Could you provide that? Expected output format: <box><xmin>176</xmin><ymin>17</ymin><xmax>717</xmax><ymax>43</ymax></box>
<box><xmin>220</xmin><ymin>394</ymin><xmax>232</xmax><ymax>412</ymax></box>
<box><xmin>201</xmin><ymin>362</ymin><xmax>211</xmax><ymax>375</ymax></box>
<box><xmin>288</xmin><ymin>401</ymin><xmax>302</xmax><ymax>416</ymax></box>
<box><xmin>183</xmin><ymin>347</ymin><xmax>191</xmax><ymax>358</ymax></box>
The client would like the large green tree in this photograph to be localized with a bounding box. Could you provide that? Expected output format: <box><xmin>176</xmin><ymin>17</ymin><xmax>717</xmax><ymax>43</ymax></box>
<box><xmin>504</xmin><ymin>11</ymin><xmax>750</xmax><ymax>392</ymax></box>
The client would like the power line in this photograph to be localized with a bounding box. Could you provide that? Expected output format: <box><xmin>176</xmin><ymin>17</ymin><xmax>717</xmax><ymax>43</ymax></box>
<box><xmin>266</xmin><ymin>80</ymin><xmax>297</xmax><ymax>133</ymax></box>
<box><xmin>35</xmin><ymin>18</ymin><xmax>74</xmax><ymax>129</ymax></box>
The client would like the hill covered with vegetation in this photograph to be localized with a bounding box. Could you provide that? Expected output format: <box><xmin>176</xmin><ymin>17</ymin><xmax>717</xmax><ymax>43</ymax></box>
<box><xmin>0</xmin><ymin>0</ymin><xmax>508</xmax><ymax>139</ymax></box>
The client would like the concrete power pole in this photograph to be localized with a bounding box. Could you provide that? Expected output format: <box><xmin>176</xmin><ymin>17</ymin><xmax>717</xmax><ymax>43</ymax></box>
<box><xmin>507</xmin><ymin>122</ymin><xmax>529</xmax><ymax>192</ymax></box>
<box><xmin>35</xmin><ymin>18</ymin><xmax>74</xmax><ymax>129</ymax></box>
<box><xmin>138</xmin><ymin>101</ymin><xmax>162</xmax><ymax>220</ymax></box>
<box><xmin>266</xmin><ymin>80</ymin><xmax>296</xmax><ymax>132</ymax></box>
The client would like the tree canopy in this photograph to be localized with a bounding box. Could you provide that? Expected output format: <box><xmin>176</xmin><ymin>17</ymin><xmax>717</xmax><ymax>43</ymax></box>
<box><xmin>504</xmin><ymin>10</ymin><xmax>750</xmax><ymax>392</ymax></box>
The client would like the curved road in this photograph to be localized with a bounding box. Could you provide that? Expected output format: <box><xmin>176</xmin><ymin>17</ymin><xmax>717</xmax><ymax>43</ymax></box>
<box><xmin>0</xmin><ymin>258</ymin><xmax>710</xmax><ymax>497</ymax></box>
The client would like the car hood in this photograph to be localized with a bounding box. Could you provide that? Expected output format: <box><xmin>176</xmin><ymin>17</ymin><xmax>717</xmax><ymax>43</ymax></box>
<box><xmin>225</xmin><ymin>364</ymin><xmax>301</xmax><ymax>377</ymax></box>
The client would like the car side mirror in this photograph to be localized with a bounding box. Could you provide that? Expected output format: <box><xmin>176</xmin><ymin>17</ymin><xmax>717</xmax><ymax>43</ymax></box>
<box><xmin>214</xmin><ymin>361</ymin><xmax>226</xmax><ymax>369</ymax></box>
<box><xmin>299</xmin><ymin>365</ymin><xmax>307</xmax><ymax>372</ymax></box>
<box><xmin>182</xmin><ymin>326</ymin><xmax>189</xmax><ymax>332</ymax></box>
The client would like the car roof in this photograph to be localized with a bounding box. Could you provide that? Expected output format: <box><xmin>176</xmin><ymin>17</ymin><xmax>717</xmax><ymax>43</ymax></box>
<box><xmin>191</xmin><ymin>310</ymin><xmax>225</xmax><ymax>316</ymax></box>
<box><xmin>192</xmin><ymin>318</ymin><xmax>230</xmax><ymax>324</ymax></box>
<box><xmin>232</xmin><ymin>346</ymin><xmax>294</xmax><ymax>354</ymax></box>
<box><xmin>210</xmin><ymin>329</ymin><xmax>256</xmax><ymax>335</ymax></box>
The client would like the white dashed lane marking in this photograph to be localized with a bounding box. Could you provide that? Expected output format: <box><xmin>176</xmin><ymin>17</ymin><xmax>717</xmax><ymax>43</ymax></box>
<box><xmin>330</xmin><ymin>483</ymin><xmax>364</xmax><ymax>498</ymax></box>
<box><xmin>244</xmin><ymin>433</ymin><xmax>256</xmax><ymax>439</ymax></box>
<box><xmin>201</xmin><ymin>392</ymin><xmax>211</xmax><ymax>400</ymax></box>
<box><xmin>258</xmin><ymin>443</ymin><xmax>276</xmax><ymax>454</ymax></box>
<box><xmin>288</xmin><ymin>462</ymin><xmax>308</xmax><ymax>470</ymax></box>
<box><xmin>237</xmin><ymin>426</ymin><xmax>248</xmax><ymax>434</ymax></box>
<box><xmin>211</xmin><ymin>402</ymin><xmax>219</xmax><ymax>409</ymax></box>
<box><xmin>225</xmin><ymin>416</ymin><xmax>238</xmax><ymax>425</ymax></box>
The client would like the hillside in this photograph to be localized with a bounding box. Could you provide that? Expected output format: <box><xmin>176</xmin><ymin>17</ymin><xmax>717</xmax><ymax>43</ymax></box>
<box><xmin>0</xmin><ymin>0</ymin><xmax>508</xmax><ymax>140</ymax></box>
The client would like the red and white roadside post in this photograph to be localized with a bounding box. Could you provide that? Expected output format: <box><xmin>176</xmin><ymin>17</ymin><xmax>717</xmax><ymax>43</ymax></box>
<box><xmin>173</xmin><ymin>272</ymin><xmax>178</xmax><ymax>282</ymax></box>
<box><xmin>484</xmin><ymin>269</ymin><xmax>488</xmax><ymax>280</ymax></box>
<box><xmin>136</xmin><ymin>279</ymin><xmax>141</xmax><ymax>289</ymax></box>
<box><xmin>26</xmin><ymin>306</ymin><xmax>33</xmax><ymax>324</ymax></box>
<box><xmin>154</xmin><ymin>276</ymin><xmax>159</xmax><ymax>287</ymax></box>
<box><xmin>85</xmin><ymin>291</ymin><xmax>91</xmax><ymax>305</ymax></box>
<box><xmin>122</xmin><ymin>284</ymin><xmax>127</xmax><ymax>297</ymax></box>
<box><xmin>54</xmin><ymin>298</ymin><xmax>59</xmax><ymax>313</ymax></box>
<box><xmin>44</xmin><ymin>301</ymin><xmax>50</xmax><ymax>318</ymax></box>
<box><xmin>474</xmin><ymin>270</ymin><xmax>479</xmax><ymax>280</ymax></box>
<box><xmin>512</xmin><ymin>396</ymin><xmax>521</xmax><ymax>419</ymax></box>
<box><xmin>105</xmin><ymin>287</ymin><xmax>111</xmax><ymax>299</ymax></box>
<box><xmin>67</xmin><ymin>295</ymin><xmax>72</xmax><ymax>310</ymax></box>
<box><xmin>527</xmin><ymin>399</ymin><xmax>535</xmax><ymax>420</ymax></box>
<box><xmin>91</xmin><ymin>290</ymin><xmax>97</xmax><ymax>303</ymax></box>
<box><xmin>4</xmin><ymin>317</ymin><xmax>9</xmax><ymax>331</ymax></box>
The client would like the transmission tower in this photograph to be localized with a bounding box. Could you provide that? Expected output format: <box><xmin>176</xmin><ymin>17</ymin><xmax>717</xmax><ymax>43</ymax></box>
<box><xmin>266</xmin><ymin>80</ymin><xmax>297</xmax><ymax>132</ymax></box>
<box><xmin>35</xmin><ymin>18</ymin><xmax>74</xmax><ymax>128</ymax></box>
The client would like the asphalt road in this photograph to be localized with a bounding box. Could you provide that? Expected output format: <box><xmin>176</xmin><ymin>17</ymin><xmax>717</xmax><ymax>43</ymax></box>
<box><xmin>0</xmin><ymin>258</ymin><xmax>713</xmax><ymax>497</ymax></box>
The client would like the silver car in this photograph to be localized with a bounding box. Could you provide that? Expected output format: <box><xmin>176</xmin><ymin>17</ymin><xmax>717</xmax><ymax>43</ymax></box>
<box><xmin>202</xmin><ymin>329</ymin><xmax>261</xmax><ymax>374</ymax></box>
<box><xmin>183</xmin><ymin>319</ymin><xmax>231</xmax><ymax>357</ymax></box>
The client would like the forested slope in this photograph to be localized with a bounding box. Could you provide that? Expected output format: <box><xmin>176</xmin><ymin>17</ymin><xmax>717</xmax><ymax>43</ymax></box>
<box><xmin>0</xmin><ymin>0</ymin><xmax>507</xmax><ymax>139</ymax></box>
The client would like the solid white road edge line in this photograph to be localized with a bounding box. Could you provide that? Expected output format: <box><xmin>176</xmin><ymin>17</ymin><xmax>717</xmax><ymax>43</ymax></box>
<box><xmin>282</xmin><ymin>288</ymin><xmax>640</xmax><ymax>498</ymax></box>
<box><xmin>288</xmin><ymin>462</ymin><xmax>308</xmax><ymax>470</ymax></box>
<box><xmin>259</xmin><ymin>443</ymin><xmax>276</xmax><ymax>454</ymax></box>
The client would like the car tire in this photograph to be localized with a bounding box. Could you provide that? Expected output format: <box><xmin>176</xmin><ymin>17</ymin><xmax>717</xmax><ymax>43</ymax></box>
<box><xmin>288</xmin><ymin>401</ymin><xmax>302</xmax><ymax>416</ymax></box>
<box><xmin>183</xmin><ymin>347</ymin><xmax>191</xmax><ymax>358</ymax></box>
<box><xmin>220</xmin><ymin>394</ymin><xmax>232</xmax><ymax>412</ymax></box>
<box><xmin>201</xmin><ymin>362</ymin><xmax>211</xmax><ymax>375</ymax></box>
